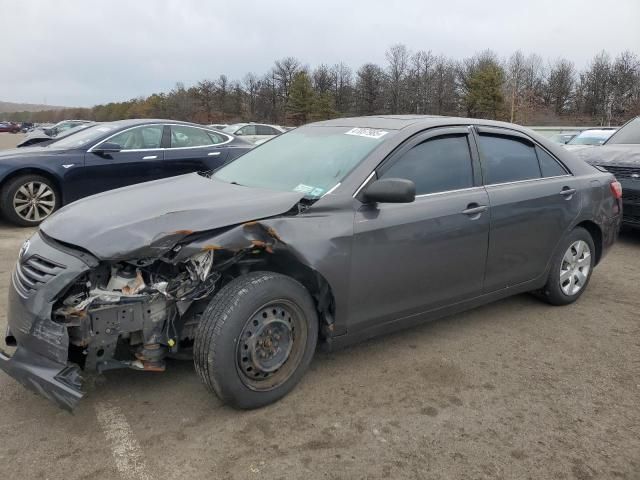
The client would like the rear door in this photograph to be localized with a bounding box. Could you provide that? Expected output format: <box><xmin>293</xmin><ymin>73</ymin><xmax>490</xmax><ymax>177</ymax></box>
<box><xmin>80</xmin><ymin>124</ymin><xmax>165</xmax><ymax>198</ymax></box>
<box><xmin>163</xmin><ymin>125</ymin><xmax>231</xmax><ymax>175</ymax></box>
<box><xmin>349</xmin><ymin>127</ymin><xmax>490</xmax><ymax>331</ymax></box>
<box><xmin>474</xmin><ymin>127</ymin><xmax>581</xmax><ymax>292</ymax></box>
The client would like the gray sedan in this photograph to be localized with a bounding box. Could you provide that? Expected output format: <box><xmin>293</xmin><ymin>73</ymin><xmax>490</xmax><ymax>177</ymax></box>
<box><xmin>0</xmin><ymin>115</ymin><xmax>622</xmax><ymax>411</ymax></box>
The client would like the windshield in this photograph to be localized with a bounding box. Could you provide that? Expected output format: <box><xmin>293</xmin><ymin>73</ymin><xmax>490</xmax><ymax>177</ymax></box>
<box><xmin>568</xmin><ymin>130</ymin><xmax>614</xmax><ymax>145</ymax></box>
<box><xmin>48</xmin><ymin>124</ymin><xmax>118</xmax><ymax>150</ymax></box>
<box><xmin>214</xmin><ymin>126</ymin><xmax>393</xmax><ymax>198</ymax></box>
<box><xmin>606</xmin><ymin>117</ymin><xmax>640</xmax><ymax>144</ymax></box>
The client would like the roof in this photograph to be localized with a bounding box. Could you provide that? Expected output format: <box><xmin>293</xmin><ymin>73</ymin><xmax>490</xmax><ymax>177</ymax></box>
<box><xmin>103</xmin><ymin>118</ymin><xmax>197</xmax><ymax>127</ymax></box>
<box><xmin>310</xmin><ymin>115</ymin><xmax>533</xmax><ymax>131</ymax></box>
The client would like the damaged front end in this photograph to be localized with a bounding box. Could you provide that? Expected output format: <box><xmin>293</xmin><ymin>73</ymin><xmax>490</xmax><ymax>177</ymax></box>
<box><xmin>1</xmin><ymin>221</ymin><xmax>293</xmax><ymax>410</ymax></box>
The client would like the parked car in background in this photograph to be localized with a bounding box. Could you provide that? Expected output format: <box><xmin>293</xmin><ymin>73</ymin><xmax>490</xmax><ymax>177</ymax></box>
<box><xmin>0</xmin><ymin>115</ymin><xmax>621</xmax><ymax>411</ymax></box>
<box><xmin>19</xmin><ymin>122</ymin><xmax>34</xmax><ymax>132</ymax></box>
<box><xmin>207</xmin><ymin>123</ymin><xmax>228</xmax><ymax>130</ymax></box>
<box><xmin>564</xmin><ymin>128</ymin><xmax>616</xmax><ymax>151</ymax></box>
<box><xmin>0</xmin><ymin>122</ymin><xmax>21</xmax><ymax>133</ymax></box>
<box><xmin>549</xmin><ymin>132</ymin><xmax>578</xmax><ymax>144</ymax></box>
<box><xmin>17</xmin><ymin>122</ymin><xmax>96</xmax><ymax>148</ymax></box>
<box><xmin>575</xmin><ymin>116</ymin><xmax>640</xmax><ymax>228</ymax></box>
<box><xmin>223</xmin><ymin>122</ymin><xmax>286</xmax><ymax>144</ymax></box>
<box><xmin>43</xmin><ymin>120</ymin><xmax>93</xmax><ymax>137</ymax></box>
<box><xmin>0</xmin><ymin>119</ymin><xmax>253</xmax><ymax>226</ymax></box>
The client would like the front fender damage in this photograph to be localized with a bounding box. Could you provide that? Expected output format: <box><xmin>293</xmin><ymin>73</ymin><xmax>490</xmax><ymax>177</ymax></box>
<box><xmin>50</xmin><ymin>218</ymin><xmax>335</xmax><ymax>394</ymax></box>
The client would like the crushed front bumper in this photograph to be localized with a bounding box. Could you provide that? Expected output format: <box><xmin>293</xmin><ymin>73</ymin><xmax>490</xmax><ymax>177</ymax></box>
<box><xmin>0</xmin><ymin>346</ymin><xmax>83</xmax><ymax>411</ymax></box>
<box><xmin>0</xmin><ymin>231</ymin><xmax>96</xmax><ymax>410</ymax></box>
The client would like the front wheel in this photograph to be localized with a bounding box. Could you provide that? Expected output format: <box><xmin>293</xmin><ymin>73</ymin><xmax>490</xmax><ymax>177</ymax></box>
<box><xmin>194</xmin><ymin>272</ymin><xmax>318</xmax><ymax>409</ymax></box>
<box><xmin>538</xmin><ymin>227</ymin><xmax>595</xmax><ymax>306</ymax></box>
<box><xmin>0</xmin><ymin>174</ymin><xmax>60</xmax><ymax>226</ymax></box>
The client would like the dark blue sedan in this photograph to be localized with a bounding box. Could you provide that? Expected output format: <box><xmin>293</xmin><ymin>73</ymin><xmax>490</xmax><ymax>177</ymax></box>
<box><xmin>0</xmin><ymin>119</ymin><xmax>253</xmax><ymax>226</ymax></box>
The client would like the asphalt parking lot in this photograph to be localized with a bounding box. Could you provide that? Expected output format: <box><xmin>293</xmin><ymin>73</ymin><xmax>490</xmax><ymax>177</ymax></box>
<box><xmin>0</xmin><ymin>133</ymin><xmax>638</xmax><ymax>479</ymax></box>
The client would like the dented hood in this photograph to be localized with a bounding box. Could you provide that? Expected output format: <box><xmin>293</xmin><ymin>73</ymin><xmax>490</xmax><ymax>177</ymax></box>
<box><xmin>40</xmin><ymin>173</ymin><xmax>304</xmax><ymax>259</ymax></box>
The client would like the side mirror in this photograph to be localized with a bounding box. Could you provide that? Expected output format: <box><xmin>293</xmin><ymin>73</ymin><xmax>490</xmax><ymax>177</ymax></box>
<box><xmin>92</xmin><ymin>142</ymin><xmax>122</xmax><ymax>154</ymax></box>
<box><xmin>362</xmin><ymin>178</ymin><xmax>416</xmax><ymax>204</ymax></box>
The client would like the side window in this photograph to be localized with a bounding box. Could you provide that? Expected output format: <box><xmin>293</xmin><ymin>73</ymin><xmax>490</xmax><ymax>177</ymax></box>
<box><xmin>536</xmin><ymin>146</ymin><xmax>568</xmax><ymax>177</ymax></box>
<box><xmin>107</xmin><ymin>125</ymin><xmax>163</xmax><ymax>150</ymax></box>
<box><xmin>170</xmin><ymin>125</ymin><xmax>214</xmax><ymax>148</ymax></box>
<box><xmin>478</xmin><ymin>134</ymin><xmax>541</xmax><ymax>184</ymax></box>
<box><xmin>380</xmin><ymin>134</ymin><xmax>474</xmax><ymax>195</ymax></box>
<box><xmin>257</xmin><ymin>125</ymin><xmax>278</xmax><ymax>135</ymax></box>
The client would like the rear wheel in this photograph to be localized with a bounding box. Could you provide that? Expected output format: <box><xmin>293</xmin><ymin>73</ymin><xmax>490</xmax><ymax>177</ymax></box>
<box><xmin>538</xmin><ymin>227</ymin><xmax>595</xmax><ymax>306</ymax></box>
<box><xmin>194</xmin><ymin>271</ymin><xmax>318</xmax><ymax>409</ymax></box>
<box><xmin>0</xmin><ymin>174</ymin><xmax>60</xmax><ymax>227</ymax></box>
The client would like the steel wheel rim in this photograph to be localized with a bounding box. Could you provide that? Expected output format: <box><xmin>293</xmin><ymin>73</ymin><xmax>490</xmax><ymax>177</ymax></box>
<box><xmin>559</xmin><ymin>240</ymin><xmax>591</xmax><ymax>296</ymax></box>
<box><xmin>13</xmin><ymin>181</ymin><xmax>56</xmax><ymax>222</ymax></box>
<box><xmin>236</xmin><ymin>299</ymin><xmax>307</xmax><ymax>391</ymax></box>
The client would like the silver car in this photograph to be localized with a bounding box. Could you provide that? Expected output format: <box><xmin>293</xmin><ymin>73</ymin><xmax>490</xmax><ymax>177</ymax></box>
<box><xmin>223</xmin><ymin>122</ymin><xmax>286</xmax><ymax>144</ymax></box>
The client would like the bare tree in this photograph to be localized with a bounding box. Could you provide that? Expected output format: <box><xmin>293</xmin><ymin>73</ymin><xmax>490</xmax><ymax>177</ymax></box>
<box><xmin>356</xmin><ymin>63</ymin><xmax>385</xmax><ymax>115</ymax></box>
<box><xmin>385</xmin><ymin>44</ymin><xmax>410</xmax><ymax>113</ymax></box>
<box><xmin>546</xmin><ymin>58</ymin><xmax>575</xmax><ymax>116</ymax></box>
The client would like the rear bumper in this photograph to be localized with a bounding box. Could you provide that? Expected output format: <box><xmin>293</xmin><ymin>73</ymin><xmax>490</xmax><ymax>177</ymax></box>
<box><xmin>0</xmin><ymin>346</ymin><xmax>83</xmax><ymax>411</ymax></box>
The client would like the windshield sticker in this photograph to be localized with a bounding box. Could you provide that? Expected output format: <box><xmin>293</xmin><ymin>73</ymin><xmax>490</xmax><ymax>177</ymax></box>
<box><xmin>294</xmin><ymin>184</ymin><xmax>315</xmax><ymax>194</ymax></box>
<box><xmin>310</xmin><ymin>187</ymin><xmax>325</xmax><ymax>197</ymax></box>
<box><xmin>345</xmin><ymin>127</ymin><xmax>388</xmax><ymax>139</ymax></box>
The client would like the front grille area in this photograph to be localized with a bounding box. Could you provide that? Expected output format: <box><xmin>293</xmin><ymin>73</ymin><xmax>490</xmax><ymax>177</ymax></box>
<box><xmin>622</xmin><ymin>191</ymin><xmax>640</xmax><ymax>225</ymax></box>
<box><xmin>602</xmin><ymin>165</ymin><xmax>640</xmax><ymax>180</ymax></box>
<box><xmin>12</xmin><ymin>255</ymin><xmax>66</xmax><ymax>297</ymax></box>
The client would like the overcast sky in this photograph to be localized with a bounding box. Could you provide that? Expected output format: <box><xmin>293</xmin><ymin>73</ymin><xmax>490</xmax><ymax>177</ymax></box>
<box><xmin>2</xmin><ymin>0</ymin><xmax>639</xmax><ymax>107</ymax></box>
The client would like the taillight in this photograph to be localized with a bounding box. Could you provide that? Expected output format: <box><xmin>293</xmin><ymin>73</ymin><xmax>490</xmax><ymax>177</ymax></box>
<box><xmin>610</xmin><ymin>180</ymin><xmax>622</xmax><ymax>199</ymax></box>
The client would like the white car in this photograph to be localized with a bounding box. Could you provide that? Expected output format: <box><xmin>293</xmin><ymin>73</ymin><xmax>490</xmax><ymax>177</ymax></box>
<box><xmin>223</xmin><ymin>123</ymin><xmax>286</xmax><ymax>144</ymax></box>
<box><xmin>564</xmin><ymin>129</ymin><xmax>616</xmax><ymax>151</ymax></box>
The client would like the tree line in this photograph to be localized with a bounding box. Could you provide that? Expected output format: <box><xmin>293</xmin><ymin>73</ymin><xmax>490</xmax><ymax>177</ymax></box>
<box><xmin>6</xmin><ymin>45</ymin><xmax>640</xmax><ymax>127</ymax></box>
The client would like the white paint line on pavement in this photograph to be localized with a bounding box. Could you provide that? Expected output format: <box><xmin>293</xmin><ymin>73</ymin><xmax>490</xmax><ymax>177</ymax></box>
<box><xmin>95</xmin><ymin>402</ymin><xmax>154</xmax><ymax>480</ymax></box>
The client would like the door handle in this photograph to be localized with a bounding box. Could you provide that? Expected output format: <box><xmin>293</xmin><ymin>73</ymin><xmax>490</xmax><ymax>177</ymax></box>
<box><xmin>142</xmin><ymin>155</ymin><xmax>157</xmax><ymax>160</ymax></box>
<box><xmin>462</xmin><ymin>204</ymin><xmax>488</xmax><ymax>216</ymax></box>
<box><xmin>208</xmin><ymin>151</ymin><xmax>221</xmax><ymax>156</ymax></box>
<box><xmin>559</xmin><ymin>187</ymin><xmax>576</xmax><ymax>197</ymax></box>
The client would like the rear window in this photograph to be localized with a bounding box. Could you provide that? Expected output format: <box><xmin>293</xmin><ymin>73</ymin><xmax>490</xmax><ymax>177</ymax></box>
<box><xmin>536</xmin><ymin>146</ymin><xmax>568</xmax><ymax>177</ymax></box>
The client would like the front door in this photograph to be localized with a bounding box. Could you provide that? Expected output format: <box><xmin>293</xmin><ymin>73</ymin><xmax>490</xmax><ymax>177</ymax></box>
<box><xmin>75</xmin><ymin>124</ymin><xmax>166</xmax><ymax>201</ymax></box>
<box><xmin>349</xmin><ymin>127</ymin><xmax>490</xmax><ymax>332</ymax></box>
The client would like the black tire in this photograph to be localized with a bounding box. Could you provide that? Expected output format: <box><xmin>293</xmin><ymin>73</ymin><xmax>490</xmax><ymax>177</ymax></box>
<box><xmin>538</xmin><ymin>227</ymin><xmax>596</xmax><ymax>306</ymax></box>
<box><xmin>0</xmin><ymin>174</ymin><xmax>60</xmax><ymax>227</ymax></box>
<box><xmin>194</xmin><ymin>271</ymin><xmax>318</xmax><ymax>409</ymax></box>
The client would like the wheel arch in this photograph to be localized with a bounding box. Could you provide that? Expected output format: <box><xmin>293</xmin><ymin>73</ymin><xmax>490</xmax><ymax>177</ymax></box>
<box><xmin>575</xmin><ymin>220</ymin><xmax>603</xmax><ymax>265</ymax></box>
<box><xmin>232</xmin><ymin>250</ymin><xmax>337</xmax><ymax>342</ymax></box>
<box><xmin>0</xmin><ymin>168</ymin><xmax>63</xmax><ymax>203</ymax></box>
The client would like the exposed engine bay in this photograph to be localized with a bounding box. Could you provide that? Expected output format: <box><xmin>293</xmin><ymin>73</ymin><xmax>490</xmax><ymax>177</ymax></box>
<box><xmin>53</xmin><ymin>249</ymin><xmax>222</xmax><ymax>372</ymax></box>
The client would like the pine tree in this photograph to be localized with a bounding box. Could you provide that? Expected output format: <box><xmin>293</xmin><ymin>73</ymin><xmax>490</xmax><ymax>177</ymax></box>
<box><xmin>286</xmin><ymin>71</ymin><xmax>315</xmax><ymax>125</ymax></box>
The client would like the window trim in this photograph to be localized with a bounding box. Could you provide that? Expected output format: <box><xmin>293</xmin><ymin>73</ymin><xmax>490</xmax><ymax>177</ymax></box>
<box><xmin>88</xmin><ymin>123</ymin><xmax>233</xmax><ymax>153</ymax></box>
<box><xmin>353</xmin><ymin>126</ymin><xmax>479</xmax><ymax>199</ymax></box>
<box><xmin>473</xmin><ymin>126</ymin><xmax>573</xmax><ymax>186</ymax></box>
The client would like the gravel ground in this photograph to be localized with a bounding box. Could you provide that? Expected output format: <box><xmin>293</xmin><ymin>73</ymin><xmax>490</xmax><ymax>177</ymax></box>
<box><xmin>0</xmin><ymin>132</ymin><xmax>23</xmax><ymax>149</ymax></box>
<box><xmin>0</xmin><ymin>131</ymin><xmax>638</xmax><ymax>479</ymax></box>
